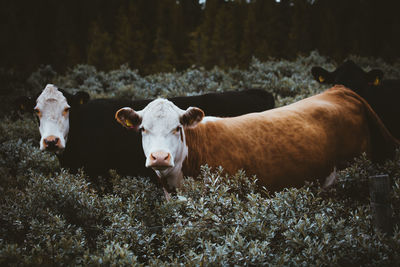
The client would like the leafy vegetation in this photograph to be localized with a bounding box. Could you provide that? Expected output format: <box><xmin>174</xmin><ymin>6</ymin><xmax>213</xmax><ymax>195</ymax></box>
<box><xmin>1</xmin><ymin>52</ymin><xmax>400</xmax><ymax>265</ymax></box>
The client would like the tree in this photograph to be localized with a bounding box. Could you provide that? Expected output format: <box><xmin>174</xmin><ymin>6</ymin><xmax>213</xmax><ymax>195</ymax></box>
<box><xmin>87</xmin><ymin>21</ymin><xmax>115</xmax><ymax>70</ymax></box>
<box><xmin>240</xmin><ymin>3</ymin><xmax>257</xmax><ymax>66</ymax></box>
<box><xmin>113</xmin><ymin>4</ymin><xmax>147</xmax><ymax>70</ymax></box>
<box><xmin>288</xmin><ymin>0</ymin><xmax>313</xmax><ymax>57</ymax></box>
<box><xmin>189</xmin><ymin>0</ymin><xmax>224</xmax><ymax>68</ymax></box>
<box><xmin>210</xmin><ymin>3</ymin><xmax>238</xmax><ymax>67</ymax></box>
<box><xmin>151</xmin><ymin>28</ymin><xmax>177</xmax><ymax>73</ymax></box>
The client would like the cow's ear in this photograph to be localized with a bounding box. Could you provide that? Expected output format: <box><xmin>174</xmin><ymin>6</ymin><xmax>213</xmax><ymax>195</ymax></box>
<box><xmin>367</xmin><ymin>69</ymin><xmax>384</xmax><ymax>86</ymax></box>
<box><xmin>311</xmin><ymin>67</ymin><xmax>334</xmax><ymax>84</ymax></box>
<box><xmin>180</xmin><ymin>107</ymin><xmax>204</xmax><ymax>128</ymax></box>
<box><xmin>15</xmin><ymin>96</ymin><xmax>36</xmax><ymax>113</ymax></box>
<box><xmin>115</xmin><ymin>107</ymin><xmax>142</xmax><ymax>131</ymax></box>
<box><xmin>72</xmin><ymin>91</ymin><xmax>90</xmax><ymax>106</ymax></box>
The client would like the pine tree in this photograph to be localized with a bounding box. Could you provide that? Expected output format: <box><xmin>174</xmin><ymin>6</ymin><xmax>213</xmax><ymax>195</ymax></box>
<box><xmin>314</xmin><ymin>0</ymin><xmax>341</xmax><ymax>59</ymax></box>
<box><xmin>210</xmin><ymin>3</ymin><xmax>237</xmax><ymax>68</ymax></box>
<box><xmin>66</xmin><ymin>42</ymin><xmax>83</xmax><ymax>67</ymax></box>
<box><xmin>151</xmin><ymin>28</ymin><xmax>177</xmax><ymax>73</ymax></box>
<box><xmin>127</xmin><ymin>2</ymin><xmax>147</xmax><ymax>71</ymax></box>
<box><xmin>181</xmin><ymin>0</ymin><xmax>203</xmax><ymax>67</ymax></box>
<box><xmin>113</xmin><ymin>7</ymin><xmax>133</xmax><ymax>68</ymax></box>
<box><xmin>87</xmin><ymin>21</ymin><xmax>115</xmax><ymax>70</ymax></box>
<box><xmin>288</xmin><ymin>0</ymin><xmax>313</xmax><ymax>57</ymax></box>
<box><xmin>190</xmin><ymin>0</ymin><xmax>223</xmax><ymax>68</ymax></box>
<box><xmin>240</xmin><ymin>3</ymin><xmax>257</xmax><ymax>66</ymax></box>
<box><xmin>113</xmin><ymin>4</ymin><xmax>147</xmax><ymax>70</ymax></box>
<box><xmin>253</xmin><ymin>0</ymin><xmax>278</xmax><ymax>60</ymax></box>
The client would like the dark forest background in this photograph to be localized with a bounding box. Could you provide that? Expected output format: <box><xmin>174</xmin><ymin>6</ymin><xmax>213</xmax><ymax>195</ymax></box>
<box><xmin>1</xmin><ymin>0</ymin><xmax>399</xmax><ymax>76</ymax></box>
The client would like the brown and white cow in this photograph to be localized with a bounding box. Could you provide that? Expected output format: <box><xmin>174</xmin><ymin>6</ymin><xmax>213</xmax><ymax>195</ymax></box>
<box><xmin>115</xmin><ymin>86</ymin><xmax>399</xmax><ymax>199</ymax></box>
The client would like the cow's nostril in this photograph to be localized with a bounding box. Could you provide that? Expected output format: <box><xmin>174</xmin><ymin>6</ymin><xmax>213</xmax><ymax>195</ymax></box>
<box><xmin>149</xmin><ymin>151</ymin><xmax>172</xmax><ymax>169</ymax></box>
<box><xmin>45</xmin><ymin>139</ymin><xmax>56</xmax><ymax>145</ymax></box>
<box><xmin>44</xmin><ymin>136</ymin><xmax>59</xmax><ymax>148</ymax></box>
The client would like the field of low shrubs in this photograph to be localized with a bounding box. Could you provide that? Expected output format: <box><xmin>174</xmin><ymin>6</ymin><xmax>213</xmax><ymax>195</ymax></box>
<box><xmin>1</xmin><ymin>51</ymin><xmax>400</xmax><ymax>265</ymax></box>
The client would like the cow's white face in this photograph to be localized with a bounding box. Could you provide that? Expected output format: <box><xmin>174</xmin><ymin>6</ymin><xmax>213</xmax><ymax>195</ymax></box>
<box><xmin>115</xmin><ymin>99</ymin><xmax>204</xmax><ymax>185</ymax></box>
<box><xmin>35</xmin><ymin>84</ymin><xmax>70</xmax><ymax>152</ymax></box>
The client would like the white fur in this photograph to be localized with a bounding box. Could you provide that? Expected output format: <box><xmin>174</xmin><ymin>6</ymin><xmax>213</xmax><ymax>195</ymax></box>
<box><xmin>35</xmin><ymin>84</ymin><xmax>70</xmax><ymax>151</ymax></box>
<box><xmin>201</xmin><ymin>116</ymin><xmax>221</xmax><ymax>123</ymax></box>
<box><xmin>132</xmin><ymin>99</ymin><xmax>202</xmax><ymax>189</ymax></box>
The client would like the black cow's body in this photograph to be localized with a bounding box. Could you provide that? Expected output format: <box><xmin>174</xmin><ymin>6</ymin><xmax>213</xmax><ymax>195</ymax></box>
<box><xmin>311</xmin><ymin>60</ymin><xmax>400</xmax><ymax>139</ymax></box>
<box><xmin>59</xmin><ymin>89</ymin><xmax>275</xmax><ymax>178</ymax></box>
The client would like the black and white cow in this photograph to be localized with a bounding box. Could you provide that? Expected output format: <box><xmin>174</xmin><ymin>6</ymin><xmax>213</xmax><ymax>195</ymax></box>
<box><xmin>311</xmin><ymin>60</ymin><xmax>400</xmax><ymax>139</ymax></box>
<box><xmin>15</xmin><ymin>85</ymin><xmax>90</xmax><ymax>150</ymax></box>
<box><xmin>18</xmin><ymin>84</ymin><xmax>275</xmax><ymax>179</ymax></box>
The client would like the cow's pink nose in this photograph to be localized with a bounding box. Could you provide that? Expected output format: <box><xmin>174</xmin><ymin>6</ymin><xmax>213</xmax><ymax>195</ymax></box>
<box><xmin>149</xmin><ymin>151</ymin><xmax>172</xmax><ymax>168</ymax></box>
<box><xmin>43</xmin><ymin>135</ymin><xmax>62</xmax><ymax>150</ymax></box>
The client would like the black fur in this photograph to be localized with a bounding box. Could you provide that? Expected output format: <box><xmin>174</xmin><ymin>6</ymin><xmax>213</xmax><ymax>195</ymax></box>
<box><xmin>311</xmin><ymin>61</ymin><xmax>400</xmax><ymax>139</ymax></box>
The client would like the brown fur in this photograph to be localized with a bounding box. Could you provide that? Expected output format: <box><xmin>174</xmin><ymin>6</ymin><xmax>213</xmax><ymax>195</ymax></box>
<box><xmin>180</xmin><ymin>107</ymin><xmax>205</xmax><ymax>127</ymax></box>
<box><xmin>182</xmin><ymin>86</ymin><xmax>399</xmax><ymax>192</ymax></box>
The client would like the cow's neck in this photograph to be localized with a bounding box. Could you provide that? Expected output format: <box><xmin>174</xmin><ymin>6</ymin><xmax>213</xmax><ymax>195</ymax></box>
<box><xmin>157</xmin><ymin>167</ymin><xmax>184</xmax><ymax>192</ymax></box>
<box><xmin>181</xmin><ymin>126</ymin><xmax>207</xmax><ymax>178</ymax></box>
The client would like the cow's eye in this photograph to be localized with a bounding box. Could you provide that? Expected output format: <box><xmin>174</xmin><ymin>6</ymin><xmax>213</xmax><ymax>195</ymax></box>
<box><xmin>62</xmin><ymin>107</ymin><xmax>70</xmax><ymax>117</ymax></box>
<box><xmin>63</xmin><ymin>107</ymin><xmax>70</xmax><ymax>115</ymax></box>
<box><xmin>172</xmin><ymin>126</ymin><xmax>181</xmax><ymax>134</ymax></box>
<box><xmin>34</xmin><ymin>108</ymin><xmax>41</xmax><ymax>117</ymax></box>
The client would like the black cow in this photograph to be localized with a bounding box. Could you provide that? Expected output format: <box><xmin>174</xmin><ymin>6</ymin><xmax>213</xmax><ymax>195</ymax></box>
<box><xmin>18</xmin><ymin>84</ymin><xmax>275</xmax><ymax>180</ymax></box>
<box><xmin>311</xmin><ymin>60</ymin><xmax>400</xmax><ymax>139</ymax></box>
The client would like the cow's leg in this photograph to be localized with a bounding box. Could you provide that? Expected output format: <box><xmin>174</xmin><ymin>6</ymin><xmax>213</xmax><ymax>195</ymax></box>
<box><xmin>323</xmin><ymin>166</ymin><xmax>337</xmax><ymax>188</ymax></box>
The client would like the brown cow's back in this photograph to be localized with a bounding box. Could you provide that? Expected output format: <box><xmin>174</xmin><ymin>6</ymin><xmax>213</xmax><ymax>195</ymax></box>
<box><xmin>183</xmin><ymin>86</ymin><xmax>398</xmax><ymax>191</ymax></box>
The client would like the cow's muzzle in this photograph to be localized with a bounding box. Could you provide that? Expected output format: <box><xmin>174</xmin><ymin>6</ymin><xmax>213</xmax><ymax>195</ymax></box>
<box><xmin>43</xmin><ymin>135</ymin><xmax>64</xmax><ymax>151</ymax></box>
<box><xmin>148</xmin><ymin>151</ymin><xmax>173</xmax><ymax>170</ymax></box>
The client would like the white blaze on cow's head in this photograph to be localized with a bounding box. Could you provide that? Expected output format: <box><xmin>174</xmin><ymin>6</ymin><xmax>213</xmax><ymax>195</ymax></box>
<box><xmin>115</xmin><ymin>99</ymin><xmax>204</xmax><ymax>184</ymax></box>
<box><xmin>35</xmin><ymin>84</ymin><xmax>71</xmax><ymax>152</ymax></box>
